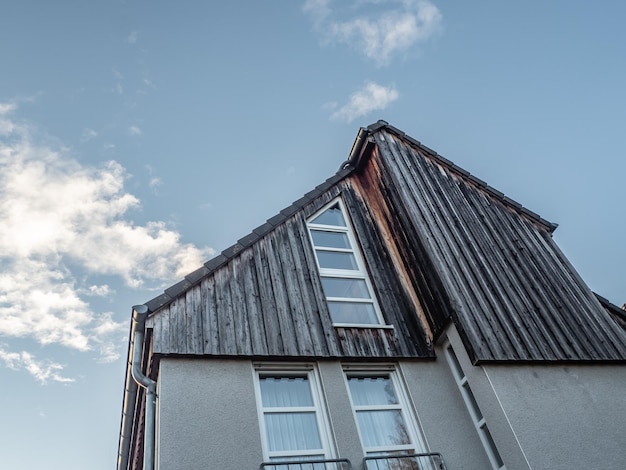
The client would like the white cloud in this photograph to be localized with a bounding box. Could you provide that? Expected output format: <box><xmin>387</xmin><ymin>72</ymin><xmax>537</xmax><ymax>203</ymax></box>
<box><xmin>127</xmin><ymin>31</ymin><xmax>138</xmax><ymax>44</ymax></box>
<box><xmin>331</xmin><ymin>81</ymin><xmax>398</xmax><ymax>122</ymax></box>
<box><xmin>304</xmin><ymin>0</ymin><xmax>442</xmax><ymax>66</ymax></box>
<box><xmin>129</xmin><ymin>125</ymin><xmax>142</xmax><ymax>136</ymax></box>
<box><xmin>0</xmin><ymin>104</ymin><xmax>214</xmax><ymax>379</ymax></box>
<box><xmin>145</xmin><ymin>164</ymin><xmax>162</xmax><ymax>191</ymax></box>
<box><xmin>81</xmin><ymin>128</ymin><xmax>98</xmax><ymax>142</ymax></box>
<box><xmin>0</xmin><ymin>103</ymin><xmax>17</xmax><ymax>115</ymax></box>
<box><xmin>84</xmin><ymin>284</ymin><xmax>112</xmax><ymax>296</ymax></box>
<box><xmin>112</xmin><ymin>69</ymin><xmax>124</xmax><ymax>95</ymax></box>
<box><xmin>0</xmin><ymin>346</ymin><xmax>74</xmax><ymax>384</ymax></box>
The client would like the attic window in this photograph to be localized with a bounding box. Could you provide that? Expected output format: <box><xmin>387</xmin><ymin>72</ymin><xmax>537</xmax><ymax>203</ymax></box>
<box><xmin>307</xmin><ymin>198</ymin><xmax>384</xmax><ymax>327</ymax></box>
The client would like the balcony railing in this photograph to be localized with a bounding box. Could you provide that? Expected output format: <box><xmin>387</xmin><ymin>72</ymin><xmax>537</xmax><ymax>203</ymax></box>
<box><xmin>363</xmin><ymin>453</ymin><xmax>448</xmax><ymax>470</ymax></box>
<box><xmin>259</xmin><ymin>457</ymin><xmax>353</xmax><ymax>470</ymax></box>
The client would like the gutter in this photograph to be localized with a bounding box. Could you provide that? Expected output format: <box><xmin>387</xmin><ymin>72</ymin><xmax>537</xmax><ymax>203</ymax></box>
<box><xmin>340</xmin><ymin>124</ymin><xmax>378</xmax><ymax>172</ymax></box>
<box><xmin>117</xmin><ymin>304</ymin><xmax>156</xmax><ymax>470</ymax></box>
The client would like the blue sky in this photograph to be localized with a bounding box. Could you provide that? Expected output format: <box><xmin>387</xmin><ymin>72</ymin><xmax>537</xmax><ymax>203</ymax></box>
<box><xmin>1</xmin><ymin>1</ymin><xmax>624</xmax><ymax>468</ymax></box>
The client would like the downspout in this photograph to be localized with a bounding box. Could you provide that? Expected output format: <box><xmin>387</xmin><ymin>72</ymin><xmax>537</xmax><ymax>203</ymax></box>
<box><xmin>117</xmin><ymin>304</ymin><xmax>156</xmax><ymax>470</ymax></box>
<box><xmin>131</xmin><ymin>304</ymin><xmax>157</xmax><ymax>470</ymax></box>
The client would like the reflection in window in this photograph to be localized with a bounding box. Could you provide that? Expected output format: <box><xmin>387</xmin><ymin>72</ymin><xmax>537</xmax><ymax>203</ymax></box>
<box><xmin>307</xmin><ymin>199</ymin><xmax>384</xmax><ymax>326</ymax></box>
<box><xmin>345</xmin><ymin>370</ymin><xmax>426</xmax><ymax>460</ymax></box>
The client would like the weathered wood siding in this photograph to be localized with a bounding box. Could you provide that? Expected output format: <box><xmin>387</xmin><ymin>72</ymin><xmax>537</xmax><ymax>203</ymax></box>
<box><xmin>146</xmin><ymin>187</ymin><xmax>433</xmax><ymax>359</ymax></box>
<box><xmin>371</xmin><ymin>129</ymin><xmax>626</xmax><ymax>362</ymax></box>
<box><xmin>145</xmin><ymin>124</ymin><xmax>626</xmax><ymax>363</ymax></box>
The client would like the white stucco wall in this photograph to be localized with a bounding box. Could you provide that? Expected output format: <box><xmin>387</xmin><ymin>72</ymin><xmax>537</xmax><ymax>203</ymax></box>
<box><xmin>156</xmin><ymin>359</ymin><xmax>263</xmax><ymax>470</ymax></box>
<box><xmin>402</xmin><ymin>353</ymin><xmax>493</xmax><ymax>469</ymax></box>
<box><xmin>155</xmin><ymin>356</ymin><xmax>491</xmax><ymax>470</ymax></box>
<box><xmin>483</xmin><ymin>363</ymin><xmax>626</xmax><ymax>470</ymax></box>
<box><xmin>446</xmin><ymin>324</ymin><xmax>626</xmax><ymax>470</ymax></box>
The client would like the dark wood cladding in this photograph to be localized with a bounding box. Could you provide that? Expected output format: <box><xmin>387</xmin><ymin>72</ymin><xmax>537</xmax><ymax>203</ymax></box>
<box><xmin>147</xmin><ymin>189</ymin><xmax>433</xmax><ymax>359</ymax></box>
<box><xmin>146</xmin><ymin>124</ymin><xmax>625</xmax><ymax>363</ymax></box>
<box><xmin>371</xmin><ymin>129</ymin><xmax>626</xmax><ymax>362</ymax></box>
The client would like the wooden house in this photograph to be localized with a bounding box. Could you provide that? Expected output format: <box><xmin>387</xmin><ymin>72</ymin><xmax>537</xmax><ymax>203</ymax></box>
<box><xmin>117</xmin><ymin>121</ymin><xmax>626</xmax><ymax>470</ymax></box>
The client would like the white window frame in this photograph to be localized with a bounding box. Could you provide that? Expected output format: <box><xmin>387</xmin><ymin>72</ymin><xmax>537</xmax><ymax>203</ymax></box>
<box><xmin>253</xmin><ymin>363</ymin><xmax>335</xmax><ymax>463</ymax></box>
<box><xmin>306</xmin><ymin>198</ymin><xmax>387</xmax><ymax>328</ymax></box>
<box><xmin>443</xmin><ymin>341</ymin><xmax>506</xmax><ymax>470</ymax></box>
<box><xmin>343</xmin><ymin>364</ymin><xmax>427</xmax><ymax>456</ymax></box>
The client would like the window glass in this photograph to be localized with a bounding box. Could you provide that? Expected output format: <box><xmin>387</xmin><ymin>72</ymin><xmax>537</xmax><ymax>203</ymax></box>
<box><xmin>355</xmin><ymin>410</ymin><xmax>411</xmax><ymax>447</ymax></box>
<box><xmin>256</xmin><ymin>370</ymin><xmax>332</xmax><ymax>463</ymax></box>
<box><xmin>260</xmin><ymin>376</ymin><xmax>314</xmax><ymax>407</ymax></box>
<box><xmin>310</xmin><ymin>204</ymin><xmax>346</xmax><ymax>227</ymax></box>
<box><xmin>328</xmin><ymin>302</ymin><xmax>378</xmax><ymax>324</ymax></box>
<box><xmin>347</xmin><ymin>376</ymin><xmax>398</xmax><ymax>405</ymax></box>
<box><xmin>346</xmin><ymin>370</ymin><xmax>426</xmax><ymax>458</ymax></box>
<box><xmin>264</xmin><ymin>412</ymin><xmax>322</xmax><ymax>451</ymax></box>
<box><xmin>307</xmin><ymin>198</ymin><xmax>384</xmax><ymax>326</ymax></box>
<box><xmin>316</xmin><ymin>250</ymin><xmax>358</xmax><ymax>270</ymax></box>
<box><xmin>462</xmin><ymin>382</ymin><xmax>483</xmax><ymax>421</ymax></box>
<box><xmin>445</xmin><ymin>343</ymin><xmax>506</xmax><ymax>469</ymax></box>
<box><xmin>310</xmin><ymin>230</ymin><xmax>351</xmax><ymax>249</ymax></box>
<box><xmin>321</xmin><ymin>277</ymin><xmax>370</xmax><ymax>299</ymax></box>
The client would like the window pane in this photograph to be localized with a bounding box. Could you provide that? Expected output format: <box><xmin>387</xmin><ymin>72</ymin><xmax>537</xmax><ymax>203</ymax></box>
<box><xmin>321</xmin><ymin>277</ymin><xmax>370</xmax><ymax>299</ymax></box>
<box><xmin>348</xmin><ymin>376</ymin><xmax>398</xmax><ymax>406</ymax></box>
<box><xmin>310</xmin><ymin>204</ymin><xmax>346</xmax><ymax>227</ymax></box>
<box><xmin>264</xmin><ymin>412</ymin><xmax>322</xmax><ymax>452</ymax></box>
<box><xmin>310</xmin><ymin>230</ymin><xmax>351</xmax><ymax>249</ymax></box>
<box><xmin>316</xmin><ymin>250</ymin><xmax>358</xmax><ymax>270</ymax></box>
<box><xmin>260</xmin><ymin>376</ymin><xmax>313</xmax><ymax>407</ymax></box>
<box><xmin>328</xmin><ymin>301</ymin><xmax>378</xmax><ymax>324</ymax></box>
<box><xmin>462</xmin><ymin>382</ymin><xmax>483</xmax><ymax>421</ymax></box>
<box><xmin>446</xmin><ymin>346</ymin><xmax>464</xmax><ymax>379</ymax></box>
<box><xmin>482</xmin><ymin>426</ymin><xmax>505</xmax><ymax>467</ymax></box>
<box><xmin>356</xmin><ymin>410</ymin><xmax>411</xmax><ymax>447</ymax></box>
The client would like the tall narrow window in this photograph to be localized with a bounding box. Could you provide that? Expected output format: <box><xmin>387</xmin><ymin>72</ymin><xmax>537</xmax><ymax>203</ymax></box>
<box><xmin>444</xmin><ymin>343</ymin><xmax>506</xmax><ymax>470</ymax></box>
<box><xmin>307</xmin><ymin>199</ymin><xmax>384</xmax><ymax>326</ymax></box>
<box><xmin>255</xmin><ymin>366</ymin><xmax>333</xmax><ymax>464</ymax></box>
<box><xmin>345</xmin><ymin>366</ymin><xmax>426</xmax><ymax>460</ymax></box>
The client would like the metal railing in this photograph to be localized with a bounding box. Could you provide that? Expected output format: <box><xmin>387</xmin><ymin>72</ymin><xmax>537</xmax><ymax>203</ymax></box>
<box><xmin>363</xmin><ymin>453</ymin><xmax>447</xmax><ymax>470</ymax></box>
<box><xmin>260</xmin><ymin>457</ymin><xmax>353</xmax><ymax>470</ymax></box>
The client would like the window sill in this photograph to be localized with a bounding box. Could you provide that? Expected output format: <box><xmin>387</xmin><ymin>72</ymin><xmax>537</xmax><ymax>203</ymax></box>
<box><xmin>332</xmin><ymin>323</ymin><xmax>394</xmax><ymax>329</ymax></box>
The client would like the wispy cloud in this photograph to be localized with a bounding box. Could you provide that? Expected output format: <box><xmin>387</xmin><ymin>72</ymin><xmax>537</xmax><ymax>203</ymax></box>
<box><xmin>81</xmin><ymin>128</ymin><xmax>98</xmax><ymax>142</ymax></box>
<box><xmin>84</xmin><ymin>284</ymin><xmax>113</xmax><ymax>297</ymax></box>
<box><xmin>304</xmin><ymin>0</ymin><xmax>442</xmax><ymax>66</ymax></box>
<box><xmin>0</xmin><ymin>346</ymin><xmax>74</xmax><ymax>384</ymax></box>
<box><xmin>0</xmin><ymin>103</ymin><xmax>17</xmax><ymax>114</ymax></box>
<box><xmin>0</xmin><ymin>104</ymin><xmax>214</xmax><ymax>379</ymax></box>
<box><xmin>145</xmin><ymin>164</ymin><xmax>162</xmax><ymax>192</ymax></box>
<box><xmin>126</xmin><ymin>31</ymin><xmax>138</xmax><ymax>44</ymax></box>
<box><xmin>128</xmin><ymin>125</ymin><xmax>142</xmax><ymax>136</ymax></box>
<box><xmin>331</xmin><ymin>81</ymin><xmax>398</xmax><ymax>122</ymax></box>
<box><xmin>112</xmin><ymin>69</ymin><xmax>124</xmax><ymax>95</ymax></box>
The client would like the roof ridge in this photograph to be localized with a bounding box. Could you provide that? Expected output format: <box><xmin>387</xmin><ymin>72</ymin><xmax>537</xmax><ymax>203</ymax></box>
<box><xmin>145</xmin><ymin>121</ymin><xmax>560</xmax><ymax>313</ymax></box>
<box><xmin>363</xmin><ymin>122</ymin><xmax>558</xmax><ymax>233</ymax></box>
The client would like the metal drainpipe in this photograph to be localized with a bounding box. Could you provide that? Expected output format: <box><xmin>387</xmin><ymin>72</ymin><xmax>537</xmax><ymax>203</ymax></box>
<box><xmin>130</xmin><ymin>304</ymin><xmax>157</xmax><ymax>470</ymax></box>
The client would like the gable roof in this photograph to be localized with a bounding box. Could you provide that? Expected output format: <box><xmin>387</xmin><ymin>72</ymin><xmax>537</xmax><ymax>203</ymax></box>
<box><xmin>119</xmin><ymin>121</ymin><xmax>626</xmax><ymax>470</ymax></box>
<box><xmin>136</xmin><ymin>121</ymin><xmax>626</xmax><ymax>364</ymax></box>
<box><xmin>143</xmin><ymin>121</ymin><xmax>559</xmax><ymax>315</ymax></box>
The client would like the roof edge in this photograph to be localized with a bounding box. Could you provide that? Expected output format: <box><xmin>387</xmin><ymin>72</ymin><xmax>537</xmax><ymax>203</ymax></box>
<box><xmin>142</xmin><ymin>120</ymin><xmax>561</xmax><ymax>314</ymax></box>
<box><xmin>355</xmin><ymin>120</ymin><xmax>559</xmax><ymax>234</ymax></box>
<box><xmin>143</xmin><ymin>170</ymin><xmax>355</xmax><ymax>315</ymax></box>
<box><xmin>595</xmin><ymin>292</ymin><xmax>626</xmax><ymax>321</ymax></box>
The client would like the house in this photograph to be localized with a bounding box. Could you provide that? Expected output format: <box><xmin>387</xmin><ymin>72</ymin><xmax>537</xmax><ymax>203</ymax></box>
<box><xmin>117</xmin><ymin>121</ymin><xmax>626</xmax><ymax>470</ymax></box>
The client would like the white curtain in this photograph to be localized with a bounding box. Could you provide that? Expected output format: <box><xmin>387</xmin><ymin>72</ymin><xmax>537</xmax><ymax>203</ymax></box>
<box><xmin>261</xmin><ymin>377</ymin><xmax>322</xmax><ymax>453</ymax></box>
<box><xmin>348</xmin><ymin>377</ymin><xmax>411</xmax><ymax>448</ymax></box>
